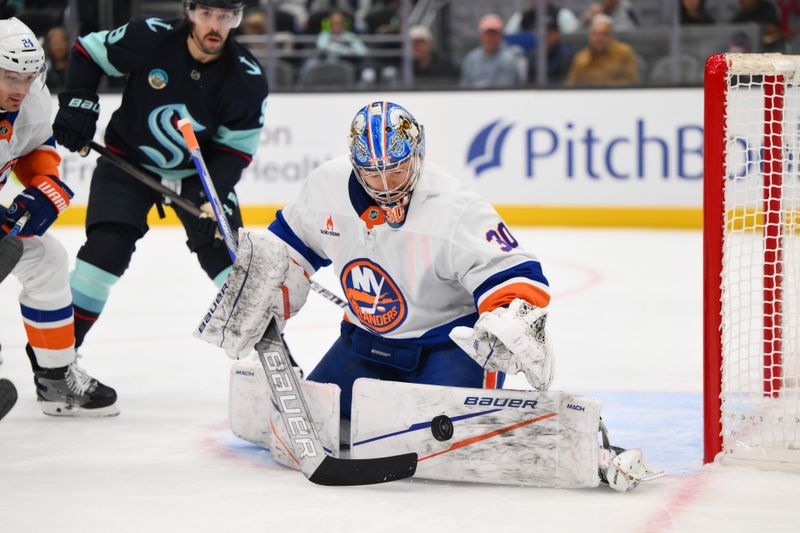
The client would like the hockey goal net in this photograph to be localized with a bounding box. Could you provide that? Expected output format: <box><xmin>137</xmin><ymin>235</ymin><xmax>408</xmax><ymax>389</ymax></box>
<box><xmin>705</xmin><ymin>53</ymin><xmax>800</xmax><ymax>469</ymax></box>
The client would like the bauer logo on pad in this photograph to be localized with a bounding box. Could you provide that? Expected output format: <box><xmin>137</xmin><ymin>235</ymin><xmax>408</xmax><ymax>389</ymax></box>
<box><xmin>340</xmin><ymin>258</ymin><xmax>407</xmax><ymax>334</ymax></box>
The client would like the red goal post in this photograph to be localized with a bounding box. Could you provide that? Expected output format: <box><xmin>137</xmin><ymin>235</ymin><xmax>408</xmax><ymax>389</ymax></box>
<box><xmin>704</xmin><ymin>53</ymin><xmax>800</xmax><ymax>470</ymax></box>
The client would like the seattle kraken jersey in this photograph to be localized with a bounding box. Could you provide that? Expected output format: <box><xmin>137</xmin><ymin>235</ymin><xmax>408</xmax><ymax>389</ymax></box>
<box><xmin>66</xmin><ymin>17</ymin><xmax>268</xmax><ymax>185</ymax></box>
<box><xmin>0</xmin><ymin>81</ymin><xmax>60</xmax><ymax>189</ymax></box>
<box><xmin>269</xmin><ymin>156</ymin><xmax>550</xmax><ymax>344</ymax></box>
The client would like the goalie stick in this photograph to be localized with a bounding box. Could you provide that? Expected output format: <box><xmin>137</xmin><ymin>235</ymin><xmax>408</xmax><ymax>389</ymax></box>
<box><xmin>86</xmin><ymin>142</ymin><xmax>347</xmax><ymax>310</ymax></box>
<box><xmin>178</xmin><ymin>119</ymin><xmax>418</xmax><ymax>486</ymax></box>
<box><xmin>0</xmin><ymin>378</ymin><xmax>17</xmax><ymax>421</ymax></box>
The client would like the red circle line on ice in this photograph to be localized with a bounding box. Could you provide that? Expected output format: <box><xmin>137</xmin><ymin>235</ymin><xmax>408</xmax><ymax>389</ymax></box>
<box><xmin>340</xmin><ymin>259</ymin><xmax>407</xmax><ymax>334</ymax></box>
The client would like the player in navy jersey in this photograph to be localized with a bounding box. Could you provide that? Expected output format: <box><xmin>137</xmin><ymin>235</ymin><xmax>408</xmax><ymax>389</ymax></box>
<box><xmin>52</xmin><ymin>1</ymin><xmax>268</xmax><ymax>354</ymax></box>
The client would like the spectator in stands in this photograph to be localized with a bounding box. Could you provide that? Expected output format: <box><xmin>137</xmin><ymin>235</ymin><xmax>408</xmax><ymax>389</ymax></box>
<box><xmin>731</xmin><ymin>0</ymin><xmax>788</xmax><ymax>52</ymax></box>
<box><xmin>530</xmin><ymin>18</ymin><xmax>574</xmax><ymax>85</ymax></box>
<box><xmin>410</xmin><ymin>25</ymin><xmax>457</xmax><ymax>87</ymax></box>
<box><xmin>316</xmin><ymin>9</ymin><xmax>368</xmax><ymax>58</ymax></box>
<box><xmin>0</xmin><ymin>0</ymin><xmax>23</xmax><ymax>18</ymax></box>
<box><xmin>460</xmin><ymin>14</ymin><xmax>524</xmax><ymax>89</ymax></box>
<box><xmin>44</xmin><ymin>26</ymin><xmax>69</xmax><ymax>92</ymax></box>
<box><xmin>274</xmin><ymin>0</ymin><xmax>308</xmax><ymax>31</ymax></box>
<box><xmin>240</xmin><ymin>10</ymin><xmax>268</xmax><ymax>55</ymax></box>
<box><xmin>581</xmin><ymin>0</ymin><xmax>638</xmax><ymax>31</ymax></box>
<box><xmin>363</xmin><ymin>0</ymin><xmax>402</xmax><ymax>35</ymax></box>
<box><xmin>681</xmin><ymin>0</ymin><xmax>715</xmax><ymax>24</ymax></box>
<box><xmin>515</xmin><ymin>0</ymin><xmax>579</xmax><ymax>34</ymax></box>
<box><xmin>566</xmin><ymin>14</ymin><xmax>639</xmax><ymax>87</ymax></box>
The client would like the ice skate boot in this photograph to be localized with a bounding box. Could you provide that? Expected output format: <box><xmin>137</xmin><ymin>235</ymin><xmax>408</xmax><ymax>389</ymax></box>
<box><xmin>27</xmin><ymin>344</ymin><xmax>119</xmax><ymax>417</ymax></box>
<box><xmin>598</xmin><ymin>420</ymin><xmax>665</xmax><ymax>492</ymax></box>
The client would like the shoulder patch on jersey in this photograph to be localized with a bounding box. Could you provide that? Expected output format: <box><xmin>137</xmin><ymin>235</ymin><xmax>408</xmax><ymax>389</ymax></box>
<box><xmin>145</xmin><ymin>18</ymin><xmax>173</xmax><ymax>32</ymax></box>
<box><xmin>341</xmin><ymin>259</ymin><xmax>407</xmax><ymax>334</ymax></box>
<box><xmin>0</xmin><ymin>120</ymin><xmax>12</xmax><ymax>142</ymax></box>
<box><xmin>238</xmin><ymin>56</ymin><xmax>261</xmax><ymax>76</ymax></box>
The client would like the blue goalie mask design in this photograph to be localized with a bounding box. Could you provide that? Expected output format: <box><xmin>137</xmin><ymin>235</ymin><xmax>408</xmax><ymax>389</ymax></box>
<box><xmin>348</xmin><ymin>101</ymin><xmax>425</xmax><ymax>211</ymax></box>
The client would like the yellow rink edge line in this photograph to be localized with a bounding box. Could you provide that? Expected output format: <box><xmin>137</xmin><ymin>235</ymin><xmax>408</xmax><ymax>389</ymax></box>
<box><xmin>52</xmin><ymin>205</ymin><xmax>704</xmax><ymax>230</ymax></box>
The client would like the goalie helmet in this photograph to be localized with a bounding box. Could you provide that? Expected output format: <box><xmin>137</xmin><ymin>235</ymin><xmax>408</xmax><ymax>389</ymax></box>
<box><xmin>348</xmin><ymin>101</ymin><xmax>426</xmax><ymax>214</ymax></box>
<box><xmin>0</xmin><ymin>18</ymin><xmax>45</xmax><ymax>76</ymax></box>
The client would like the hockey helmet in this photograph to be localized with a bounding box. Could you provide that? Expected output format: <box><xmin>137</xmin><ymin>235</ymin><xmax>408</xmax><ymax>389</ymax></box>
<box><xmin>348</xmin><ymin>101</ymin><xmax>426</xmax><ymax>208</ymax></box>
<box><xmin>185</xmin><ymin>1</ymin><xmax>244</xmax><ymax>27</ymax></box>
<box><xmin>0</xmin><ymin>18</ymin><xmax>45</xmax><ymax>76</ymax></box>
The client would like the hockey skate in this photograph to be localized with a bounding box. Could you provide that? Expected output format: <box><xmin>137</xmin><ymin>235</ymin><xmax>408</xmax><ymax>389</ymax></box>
<box><xmin>27</xmin><ymin>345</ymin><xmax>119</xmax><ymax>417</ymax></box>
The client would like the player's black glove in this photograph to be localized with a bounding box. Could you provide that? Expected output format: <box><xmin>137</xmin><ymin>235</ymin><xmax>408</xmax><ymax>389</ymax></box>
<box><xmin>187</xmin><ymin>190</ymin><xmax>240</xmax><ymax>250</ymax></box>
<box><xmin>53</xmin><ymin>91</ymin><xmax>100</xmax><ymax>152</ymax></box>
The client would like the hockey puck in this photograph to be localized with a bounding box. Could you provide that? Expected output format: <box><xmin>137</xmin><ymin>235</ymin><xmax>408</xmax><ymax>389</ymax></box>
<box><xmin>430</xmin><ymin>414</ymin><xmax>454</xmax><ymax>441</ymax></box>
<box><xmin>0</xmin><ymin>378</ymin><xmax>18</xmax><ymax>421</ymax></box>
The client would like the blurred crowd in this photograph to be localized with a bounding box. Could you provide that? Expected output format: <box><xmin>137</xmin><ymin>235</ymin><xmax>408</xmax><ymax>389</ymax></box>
<box><xmin>5</xmin><ymin>0</ymin><xmax>800</xmax><ymax>92</ymax></box>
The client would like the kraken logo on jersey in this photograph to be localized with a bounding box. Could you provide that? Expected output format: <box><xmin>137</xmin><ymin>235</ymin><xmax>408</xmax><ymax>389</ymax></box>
<box><xmin>341</xmin><ymin>258</ymin><xmax>407</xmax><ymax>334</ymax></box>
<box><xmin>140</xmin><ymin>104</ymin><xmax>206</xmax><ymax>169</ymax></box>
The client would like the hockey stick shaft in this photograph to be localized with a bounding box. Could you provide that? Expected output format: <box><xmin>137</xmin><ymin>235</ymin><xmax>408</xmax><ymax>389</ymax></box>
<box><xmin>88</xmin><ymin>142</ymin><xmax>204</xmax><ymax>217</ymax></box>
<box><xmin>0</xmin><ymin>236</ymin><xmax>23</xmax><ymax>284</ymax></box>
<box><xmin>176</xmin><ymin>120</ymin><xmax>238</xmax><ymax>261</ymax></box>
<box><xmin>179</xmin><ymin>120</ymin><xmax>416</xmax><ymax>485</ymax></box>
<box><xmin>8</xmin><ymin>213</ymin><xmax>30</xmax><ymax>237</ymax></box>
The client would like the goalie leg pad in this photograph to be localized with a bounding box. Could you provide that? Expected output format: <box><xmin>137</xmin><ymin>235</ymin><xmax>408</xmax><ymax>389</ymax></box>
<box><xmin>229</xmin><ymin>358</ymin><xmax>340</xmax><ymax>470</ymax></box>
<box><xmin>350</xmin><ymin>378</ymin><xmax>602</xmax><ymax>488</ymax></box>
<box><xmin>196</xmin><ymin>231</ymin><xmax>309</xmax><ymax>359</ymax></box>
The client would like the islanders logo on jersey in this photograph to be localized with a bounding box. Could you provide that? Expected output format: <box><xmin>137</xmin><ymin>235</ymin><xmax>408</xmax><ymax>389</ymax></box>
<box><xmin>341</xmin><ymin>259</ymin><xmax>407</xmax><ymax>334</ymax></box>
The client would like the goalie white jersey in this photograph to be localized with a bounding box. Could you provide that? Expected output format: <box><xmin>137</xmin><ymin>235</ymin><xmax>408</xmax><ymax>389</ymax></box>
<box><xmin>268</xmin><ymin>155</ymin><xmax>550</xmax><ymax>343</ymax></box>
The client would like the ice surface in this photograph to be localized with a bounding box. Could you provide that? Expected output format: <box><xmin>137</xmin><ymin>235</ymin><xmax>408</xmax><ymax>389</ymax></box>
<box><xmin>0</xmin><ymin>227</ymin><xmax>798</xmax><ymax>533</ymax></box>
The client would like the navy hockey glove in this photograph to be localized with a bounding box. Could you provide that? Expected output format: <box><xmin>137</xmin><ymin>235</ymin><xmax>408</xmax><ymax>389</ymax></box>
<box><xmin>53</xmin><ymin>91</ymin><xmax>100</xmax><ymax>152</ymax></box>
<box><xmin>1</xmin><ymin>176</ymin><xmax>74</xmax><ymax>238</ymax></box>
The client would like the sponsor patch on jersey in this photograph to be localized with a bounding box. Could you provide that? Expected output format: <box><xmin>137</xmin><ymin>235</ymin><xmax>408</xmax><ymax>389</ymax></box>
<box><xmin>0</xmin><ymin>120</ymin><xmax>12</xmax><ymax>142</ymax></box>
<box><xmin>148</xmin><ymin>68</ymin><xmax>169</xmax><ymax>90</ymax></box>
<box><xmin>320</xmin><ymin>215</ymin><xmax>340</xmax><ymax>237</ymax></box>
<box><xmin>341</xmin><ymin>259</ymin><xmax>407</xmax><ymax>334</ymax></box>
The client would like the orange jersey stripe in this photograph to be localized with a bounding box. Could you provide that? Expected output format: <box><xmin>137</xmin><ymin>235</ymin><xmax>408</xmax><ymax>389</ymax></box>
<box><xmin>478</xmin><ymin>283</ymin><xmax>551</xmax><ymax>314</ymax></box>
<box><xmin>14</xmin><ymin>149</ymin><xmax>61</xmax><ymax>185</ymax></box>
<box><xmin>24</xmin><ymin>322</ymin><xmax>75</xmax><ymax>351</ymax></box>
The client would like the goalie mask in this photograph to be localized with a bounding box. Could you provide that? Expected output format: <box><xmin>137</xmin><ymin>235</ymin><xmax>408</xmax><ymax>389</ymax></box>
<box><xmin>348</xmin><ymin>101</ymin><xmax>425</xmax><ymax>229</ymax></box>
<box><xmin>0</xmin><ymin>18</ymin><xmax>45</xmax><ymax>96</ymax></box>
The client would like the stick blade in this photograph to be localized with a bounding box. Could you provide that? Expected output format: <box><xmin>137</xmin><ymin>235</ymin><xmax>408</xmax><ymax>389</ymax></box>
<box><xmin>0</xmin><ymin>237</ymin><xmax>23</xmax><ymax>284</ymax></box>
<box><xmin>308</xmin><ymin>453</ymin><xmax>418</xmax><ymax>486</ymax></box>
<box><xmin>0</xmin><ymin>378</ymin><xmax>18</xmax><ymax>421</ymax></box>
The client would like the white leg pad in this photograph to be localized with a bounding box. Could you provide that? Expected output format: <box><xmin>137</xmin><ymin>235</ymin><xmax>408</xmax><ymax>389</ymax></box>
<box><xmin>228</xmin><ymin>358</ymin><xmax>340</xmax><ymax>470</ymax></box>
<box><xmin>350</xmin><ymin>378</ymin><xmax>603</xmax><ymax>488</ymax></box>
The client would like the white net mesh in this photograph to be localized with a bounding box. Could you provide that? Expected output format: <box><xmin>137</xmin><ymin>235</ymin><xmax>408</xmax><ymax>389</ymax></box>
<box><xmin>721</xmin><ymin>54</ymin><xmax>800</xmax><ymax>466</ymax></box>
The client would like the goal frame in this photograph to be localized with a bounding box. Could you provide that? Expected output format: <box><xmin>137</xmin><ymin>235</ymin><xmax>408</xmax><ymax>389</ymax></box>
<box><xmin>703</xmin><ymin>53</ymin><xmax>796</xmax><ymax>465</ymax></box>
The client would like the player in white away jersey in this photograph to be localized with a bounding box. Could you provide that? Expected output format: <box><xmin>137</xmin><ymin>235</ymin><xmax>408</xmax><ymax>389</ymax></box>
<box><xmin>267</xmin><ymin>101</ymin><xmax>551</xmax><ymax>417</ymax></box>
<box><xmin>0</xmin><ymin>18</ymin><xmax>117</xmax><ymax>417</ymax></box>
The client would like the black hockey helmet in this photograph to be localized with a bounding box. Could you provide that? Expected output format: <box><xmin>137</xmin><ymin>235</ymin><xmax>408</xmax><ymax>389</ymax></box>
<box><xmin>186</xmin><ymin>1</ymin><xmax>244</xmax><ymax>9</ymax></box>
<box><xmin>185</xmin><ymin>0</ymin><xmax>244</xmax><ymax>27</ymax></box>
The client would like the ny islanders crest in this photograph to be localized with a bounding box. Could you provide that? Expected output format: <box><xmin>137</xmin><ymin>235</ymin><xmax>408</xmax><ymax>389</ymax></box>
<box><xmin>340</xmin><ymin>259</ymin><xmax>407</xmax><ymax>333</ymax></box>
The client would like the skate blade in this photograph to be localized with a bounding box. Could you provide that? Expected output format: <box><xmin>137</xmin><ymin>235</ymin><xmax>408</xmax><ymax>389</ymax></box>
<box><xmin>40</xmin><ymin>401</ymin><xmax>120</xmax><ymax>417</ymax></box>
